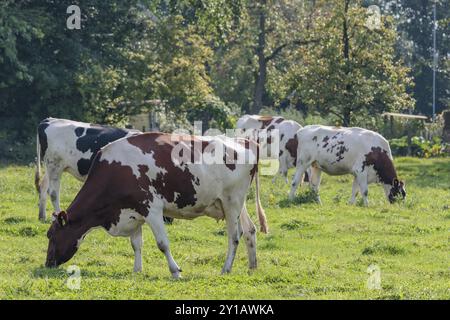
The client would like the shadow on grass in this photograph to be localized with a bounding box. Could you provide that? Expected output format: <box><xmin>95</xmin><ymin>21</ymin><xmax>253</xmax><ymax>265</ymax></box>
<box><xmin>32</xmin><ymin>266</ymin><xmax>67</xmax><ymax>279</ymax></box>
<box><xmin>278</xmin><ymin>189</ymin><xmax>319</xmax><ymax>208</ymax></box>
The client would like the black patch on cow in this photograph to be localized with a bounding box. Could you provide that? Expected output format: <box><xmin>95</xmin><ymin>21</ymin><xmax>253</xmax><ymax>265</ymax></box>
<box><xmin>312</xmin><ymin>136</ymin><xmax>317</xmax><ymax>142</ymax></box>
<box><xmin>75</xmin><ymin>126</ymin><xmax>129</xmax><ymax>176</ymax></box>
<box><xmin>322</xmin><ymin>136</ymin><xmax>330</xmax><ymax>148</ymax></box>
<box><xmin>74</xmin><ymin>127</ymin><xmax>85</xmax><ymax>137</ymax></box>
<box><xmin>275</xmin><ymin>118</ymin><xmax>284</xmax><ymax>124</ymax></box>
<box><xmin>335</xmin><ymin>145</ymin><xmax>349</xmax><ymax>162</ymax></box>
<box><xmin>224</xmin><ymin>147</ymin><xmax>238</xmax><ymax>171</ymax></box>
<box><xmin>37</xmin><ymin>120</ymin><xmax>50</xmax><ymax>159</ymax></box>
<box><xmin>285</xmin><ymin>136</ymin><xmax>298</xmax><ymax>164</ymax></box>
<box><xmin>77</xmin><ymin>158</ymin><xmax>92</xmax><ymax>176</ymax></box>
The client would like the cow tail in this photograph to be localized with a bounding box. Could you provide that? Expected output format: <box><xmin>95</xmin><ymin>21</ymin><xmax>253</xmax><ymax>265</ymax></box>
<box><xmin>35</xmin><ymin>132</ymin><xmax>41</xmax><ymax>193</ymax></box>
<box><xmin>254</xmin><ymin>155</ymin><xmax>269</xmax><ymax>234</ymax></box>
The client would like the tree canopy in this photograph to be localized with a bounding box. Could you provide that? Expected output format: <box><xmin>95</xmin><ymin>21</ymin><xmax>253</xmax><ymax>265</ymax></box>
<box><xmin>0</xmin><ymin>0</ymin><xmax>447</xmax><ymax>144</ymax></box>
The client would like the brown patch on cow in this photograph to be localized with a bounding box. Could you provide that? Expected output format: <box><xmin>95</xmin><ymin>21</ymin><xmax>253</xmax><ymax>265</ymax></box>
<box><xmin>256</xmin><ymin>115</ymin><xmax>283</xmax><ymax>129</ymax></box>
<box><xmin>285</xmin><ymin>136</ymin><xmax>298</xmax><ymax>161</ymax></box>
<box><xmin>362</xmin><ymin>147</ymin><xmax>397</xmax><ymax>185</ymax></box>
<box><xmin>128</xmin><ymin>134</ymin><xmax>199</xmax><ymax>209</ymax></box>
<box><xmin>274</xmin><ymin>117</ymin><xmax>284</xmax><ymax>124</ymax></box>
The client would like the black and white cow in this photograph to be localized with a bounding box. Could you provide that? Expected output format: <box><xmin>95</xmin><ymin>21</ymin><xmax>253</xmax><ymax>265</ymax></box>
<box><xmin>236</xmin><ymin>115</ymin><xmax>307</xmax><ymax>183</ymax></box>
<box><xmin>45</xmin><ymin>132</ymin><xmax>268</xmax><ymax>278</ymax></box>
<box><xmin>289</xmin><ymin>125</ymin><xmax>406</xmax><ymax>205</ymax></box>
<box><xmin>35</xmin><ymin>118</ymin><xmax>140</xmax><ymax>221</ymax></box>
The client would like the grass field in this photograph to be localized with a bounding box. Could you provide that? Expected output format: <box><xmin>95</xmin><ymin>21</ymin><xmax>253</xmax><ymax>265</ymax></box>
<box><xmin>0</xmin><ymin>157</ymin><xmax>449</xmax><ymax>299</ymax></box>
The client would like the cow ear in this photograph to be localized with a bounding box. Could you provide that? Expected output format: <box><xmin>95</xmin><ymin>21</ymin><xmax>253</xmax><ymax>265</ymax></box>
<box><xmin>393</xmin><ymin>178</ymin><xmax>399</xmax><ymax>187</ymax></box>
<box><xmin>399</xmin><ymin>180</ymin><xmax>405</xmax><ymax>187</ymax></box>
<box><xmin>57</xmin><ymin>211</ymin><xmax>68</xmax><ymax>227</ymax></box>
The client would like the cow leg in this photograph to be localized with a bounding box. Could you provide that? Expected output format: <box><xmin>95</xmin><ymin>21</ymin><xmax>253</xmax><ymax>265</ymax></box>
<box><xmin>356</xmin><ymin>173</ymin><xmax>369</xmax><ymax>206</ymax></box>
<box><xmin>145</xmin><ymin>207</ymin><xmax>181</xmax><ymax>279</ymax></box>
<box><xmin>47</xmin><ymin>164</ymin><xmax>63</xmax><ymax>214</ymax></box>
<box><xmin>38</xmin><ymin>171</ymin><xmax>49</xmax><ymax>221</ymax></box>
<box><xmin>289</xmin><ymin>163</ymin><xmax>307</xmax><ymax>200</ymax></box>
<box><xmin>349</xmin><ymin>177</ymin><xmax>359</xmax><ymax>205</ymax></box>
<box><xmin>222</xmin><ymin>204</ymin><xmax>241</xmax><ymax>274</ymax></box>
<box><xmin>239</xmin><ymin>203</ymin><xmax>257</xmax><ymax>270</ymax></box>
<box><xmin>130</xmin><ymin>225</ymin><xmax>143</xmax><ymax>272</ymax></box>
<box><xmin>310</xmin><ymin>166</ymin><xmax>322</xmax><ymax>204</ymax></box>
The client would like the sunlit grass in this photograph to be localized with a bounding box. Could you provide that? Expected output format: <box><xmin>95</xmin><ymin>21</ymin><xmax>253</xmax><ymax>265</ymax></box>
<box><xmin>0</xmin><ymin>157</ymin><xmax>448</xmax><ymax>299</ymax></box>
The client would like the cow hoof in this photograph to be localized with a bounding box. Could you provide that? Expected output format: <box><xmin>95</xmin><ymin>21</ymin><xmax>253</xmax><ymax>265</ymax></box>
<box><xmin>248</xmin><ymin>262</ymin><xmax>257</xmax><ymax>270</ymax></box>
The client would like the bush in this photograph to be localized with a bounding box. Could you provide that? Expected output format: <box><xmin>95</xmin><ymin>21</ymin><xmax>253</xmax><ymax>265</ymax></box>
<box><xmin>186</xmin><ymin>95</ymin><xmax>238</xmax><ymax>132</ymax></box>
<box><xmin>389</xmin><ymin>136</ymin><xmax>449</xmax><ymax>158</ymax></box>
<box><xmin>410</xmin><ymin>136</ymin><xmax>448</xmax><ymax>158</ymax></box>
<box><xmin>389</xmin><ymin>136</ymin><xmax>409</xmax><ymax>156</ymax></box>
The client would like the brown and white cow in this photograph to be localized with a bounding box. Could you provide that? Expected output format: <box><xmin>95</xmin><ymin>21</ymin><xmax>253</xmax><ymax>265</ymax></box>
<box><xmin>236</xmin><ymin>115</ymin><xmax>306</xmax><ymax>183</ymax></box>
<box><xmin>45</xmin><ymin>132</ymin><xmax>268</xmax><ymax>278</ymax></box>
<box><xmin>289</xmin><ymin>125</ymin><xmax>406</xmax><ymax>205</ymax></box>
<box><xmin>36</xmin><ymin>118</ymin><xmax>140</xmax><ymax>221</ymax></box>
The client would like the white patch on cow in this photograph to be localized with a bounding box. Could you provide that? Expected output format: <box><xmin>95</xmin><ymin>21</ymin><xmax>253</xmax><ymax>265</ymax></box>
<box><xmin>107</xmin><ymin>209</ymin><xmax>145</xmax><ymax>237</ymax></box>
<box><xmin>100</xmin><ymin>140</ymin><xmax>167</xmax><ymax>181</ymax></box>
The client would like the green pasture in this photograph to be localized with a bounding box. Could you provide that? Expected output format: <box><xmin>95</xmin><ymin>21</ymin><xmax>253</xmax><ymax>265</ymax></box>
<box><xmin>0</xmin><ymin>157</ymin><xmax>448</xmax><ymax>299</ymax></box>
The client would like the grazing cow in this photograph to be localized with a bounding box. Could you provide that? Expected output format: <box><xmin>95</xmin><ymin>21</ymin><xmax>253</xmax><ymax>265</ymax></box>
<box><xmin>45</xmin><ymin>132</ymin><xmax>268</xmax><ymax>278</ymax></box>
<box><xmin>236</xmin><ymin>115</ymin><xmax>307</xmax><ymax>183</ymax></box>
<box><xmin>289</xmin><ymin>125</ymin><xmax>406</xmax><ymax>205</ymax></box>
<box><xmin>35</xmin><ymin>118</ymin><xmax>140</xmax><ymax>221</ymax></box>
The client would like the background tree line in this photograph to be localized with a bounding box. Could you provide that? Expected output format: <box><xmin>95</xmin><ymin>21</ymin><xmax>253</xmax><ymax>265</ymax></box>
<box><xmin>0</xmin><ymin>0</ymin><xmax>448</xmax><ymax>152</ymax></box>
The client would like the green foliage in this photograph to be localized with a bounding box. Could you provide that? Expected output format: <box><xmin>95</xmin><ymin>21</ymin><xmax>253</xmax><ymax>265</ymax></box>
<box><xmin>389</xmin><ymin>136</ymin><xmax>449</xmax><ymax>158</ymax></box>
<box><xmin>389</xmin><ymin>137</ymin><xmax>409</xmax><ymax>156</ymax></box>
<box><xmin>186</xmin><ymin>95</ymin><xmax>237</xmax><ymax>132</ymax></box>
<box><xmin>410</xmin><ymin>136</ymin><xmax>449</xmax><ymax>158</ymax></box>
<box><xmin>285</xmin><ymin>0</ymin><xmax>415</xmax><ymax>126</ymax></box>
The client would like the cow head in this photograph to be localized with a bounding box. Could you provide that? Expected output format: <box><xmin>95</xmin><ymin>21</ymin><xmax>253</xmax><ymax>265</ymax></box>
<box><xmin>45</xmin><ymin>211</ymin><xmax>79</xmax><ymax>268</ymax></box>
<box><xmin>388</xmin><ymin>178</ymin><xmax>406</xmax><ymax>203</ymax></box>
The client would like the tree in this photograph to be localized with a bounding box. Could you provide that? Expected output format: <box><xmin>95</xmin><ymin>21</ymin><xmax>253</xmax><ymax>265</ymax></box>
<box><xmin>210</xmin><ymin>0</ymin><xmax>318</xmax><ymax>114</ymax></box>
<box><xmin>374</xmin><ymin>0</ymin><xmax>450</xmax><ymax>116</ymax></box>
<box><xmin>285</xmin><ymin>0</ymin><xmax>415</xmax><ymax>126</ymax></box>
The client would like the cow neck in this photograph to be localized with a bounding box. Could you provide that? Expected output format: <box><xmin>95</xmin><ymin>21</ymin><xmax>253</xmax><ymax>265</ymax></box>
<box><xmin>363</xmin><ymin>147</ymin><xmax>398</xmax><ymax>185</ymax></box>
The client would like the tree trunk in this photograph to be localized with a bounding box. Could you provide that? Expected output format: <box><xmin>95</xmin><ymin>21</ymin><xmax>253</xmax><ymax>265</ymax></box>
<box><xmin>342</xmin><ymin>0</ymin><xmax>352</xmax><ymax>127</ymax></box>
<box><xmin>252</xmin><ymin>0</ymin><xmax>267</xmax><ymax>114</ymax></box>
<box><xmin>342</xmin><ymin>108</ymin><xmax>351</xmax><ymax>127</ymax></box>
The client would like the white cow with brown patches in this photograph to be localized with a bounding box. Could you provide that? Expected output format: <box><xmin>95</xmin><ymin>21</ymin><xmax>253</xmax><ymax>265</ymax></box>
<box><xmin>289</xmin><ymin>125</ymin><xmax>406</xmax><ymax>206</ymax></box>
<box><xmin>45</xmin><ymin>133</ymin><xmax>268</xmax><ymax>278</ymax></box>
<box><xmin>236</xmin><ymin>115</ymin><xmax>307</xmax><ymax>183</ymax></box>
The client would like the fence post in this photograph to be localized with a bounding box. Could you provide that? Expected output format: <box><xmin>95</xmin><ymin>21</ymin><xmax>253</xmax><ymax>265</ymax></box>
<box><xmin>443</xmin><ymin>110</ymin><xmax>450</xmax><ymax>143</ymax></box>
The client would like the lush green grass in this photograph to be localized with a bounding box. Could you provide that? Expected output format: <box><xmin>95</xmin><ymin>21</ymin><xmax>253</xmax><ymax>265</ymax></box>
<box><xmin>0</xmin><ymin>157</ymin><xmax>449</xmax><ymax>299</ymax></box>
